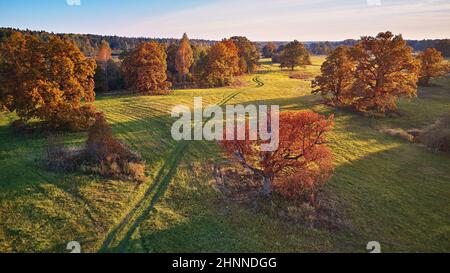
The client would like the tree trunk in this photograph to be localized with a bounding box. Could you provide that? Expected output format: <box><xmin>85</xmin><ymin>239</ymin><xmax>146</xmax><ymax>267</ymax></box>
<box><xmin>262</xmin><ymin>176</ymin><xmax>272</xmax><ymax>196</ymax></box>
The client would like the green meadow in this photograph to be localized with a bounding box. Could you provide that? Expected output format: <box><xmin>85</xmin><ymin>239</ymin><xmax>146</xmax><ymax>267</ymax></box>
<box><xmin>1</xmin><ymin>57</ymin><xmax>449</xmax><ymax>253</ymax></box>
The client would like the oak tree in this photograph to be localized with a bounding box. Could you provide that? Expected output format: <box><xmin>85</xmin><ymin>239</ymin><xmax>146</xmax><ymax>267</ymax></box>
<box><xmin>195</xmin><ymin>40</ymin><xmax>240</xmax><ymax>87</ymax></box>
<box><xmin>230</xmin><ymin>36</ymin><xmax>260</xmax><ymax>74</ymax></box>
<box><xmin>262</xmin><ymin>42</ymin><xmax>277</xmax><ymax>58</ymax></box>
<box><xmin>350</xmin><ymin>31</ymin><xmax>419</xmax><ymax>112</ymax></box>
<box><xmin>312</xmin><ymin>46</ymin><xmax>355</xmax><ymax>105</ymax></box>
<box><xmin>279</xmin><ymin>40</ymin><xmax>311</xmax><ymax>70</ymax></box>
<box><xmin>96</xmin><ymin>40</ymin><xmax>112</xmax><ymax>91</ymax></box>
<box><xmin>221</xmin><ymin>111</ymin><xmax>334</xmax><ymax>198</ymax></box>
<box><xmin>0</xmin><ymin>32</ymin><xmax>97</xmax><ymax>131</ymax></box>
<box><xmin>417</xmin><ymin>48</ymin><xmax>448</xmax><ymax>86</ymax></box>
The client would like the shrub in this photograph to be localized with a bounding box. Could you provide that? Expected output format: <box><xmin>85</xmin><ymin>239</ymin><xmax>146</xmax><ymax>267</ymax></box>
<box><xmin>84</xmin><ymin>113</ymin><xmax>146</xmax><ymax>181</ymax></box>
<box><xmin>45</xmin><ymin>113</ymin><xmax>146</xmax><ymax>181</ymax></box>
<box><xmin>417</xmin><ymin>114</ymin><xmax>450</xmax><ymax>153</ymax></box>
<box><xmin>383</xmin><ymin>128</ymin><xmax>414</xmax><ymax>142</ymax></box>
<box><xmin>273</xmin><ymin>150</ymin><xmax>333</xmax><ymax>205</ymax></box>
<box><xmin>290</xmin><ymin>72</ymin><xmax>313</xmax><ymax>80</ymax></box>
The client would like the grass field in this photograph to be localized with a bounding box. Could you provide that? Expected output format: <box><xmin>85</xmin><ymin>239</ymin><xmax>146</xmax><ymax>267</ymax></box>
<box><xmin>1</xmin><ymin>57</ymin><xmax>449</xmax><ymax>253</ymax></box>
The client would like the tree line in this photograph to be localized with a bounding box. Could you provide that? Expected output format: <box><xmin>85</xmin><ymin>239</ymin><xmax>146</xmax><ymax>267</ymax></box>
<box><xmin>0</xmin><ymin>27</ymin><xmax>215</xmax><ymax>57</ymax></box>
<box><xmin>0</xmin><ymin>31</ymin><xmax>265</xmax><ymax>129</ymax></box>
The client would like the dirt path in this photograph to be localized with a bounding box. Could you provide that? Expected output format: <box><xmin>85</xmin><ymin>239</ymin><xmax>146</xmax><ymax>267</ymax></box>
<box><xmin>99</xmin><ymin>75</ymin><xmax>265</xmax><ymax>253</ymax></box>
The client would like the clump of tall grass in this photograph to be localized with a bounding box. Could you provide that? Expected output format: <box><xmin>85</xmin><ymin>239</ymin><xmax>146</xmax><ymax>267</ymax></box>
<box><xmin>47</xmin><ymin>113</ymin><xmax>146</xmax><ymax>182</ymax></box>
<box><xmin>418</xmin><ymin>114</ymin><xmax>450</xmax><ymax>153</ymax></box>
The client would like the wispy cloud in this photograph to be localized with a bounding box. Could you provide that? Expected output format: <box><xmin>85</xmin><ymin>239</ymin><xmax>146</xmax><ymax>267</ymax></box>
<box><xmin>113</xmin><ymin>0</ymin><xmax>450</xmax><ymax>40</ymax></box>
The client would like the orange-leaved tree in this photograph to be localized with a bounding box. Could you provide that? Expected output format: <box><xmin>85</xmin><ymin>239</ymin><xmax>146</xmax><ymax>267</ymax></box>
<box><xmin>96</xmin><ymin>40</ymin><xmax>112</xmax><ymax>63</ymax></box>
<box><xmin>121</xmin><ymin>41</ymin><xmax>171</xmax><ymax>95</ymax></box>
<box><xmin>220</xmin><ymin>111</ymin><xmax>334</xmax><ymax>199</ymax></box>
<box><xmin>95</xmin><ymin>40</ymin><xmax>112</xmax><ymax>91</ymax></box>
<box><xmin>312</xmin><ymin>46</ymin><xmax>355</xmax><ymax>106</ymax></box>
<box><xmin>417</xmin><ymin>48</ymin><xmax>448</xmax><ymax>86</ymax></box>
<box><xmin>0</xmin><ymin>32</ymin><xmax>97</xmax><ymax>131</ymax></box>
<box><xmin>230</xmin><ymin>36</ymin><xmax>260</xmax><ymax>74</ymax></box>
<box><xmin>349</xmin><ymin>31</ymin><xmax>419</xmax><ymax>112</ymax></box>
<box><xmin>175</xmin><ymin>33</ymin><xmax>194</xmax><ymax>82</ymax></box>
<box><xmin>195</xmin><ymin>40</ymin><xmax>240</xmax><ymax>87</ymax></box>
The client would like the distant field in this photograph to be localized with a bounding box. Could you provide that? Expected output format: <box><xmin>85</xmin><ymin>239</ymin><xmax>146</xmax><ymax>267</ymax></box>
<box><xmin>1</xmin><ymin>57</ymin><xmax>449</xmax><ymax>253</ymax></box>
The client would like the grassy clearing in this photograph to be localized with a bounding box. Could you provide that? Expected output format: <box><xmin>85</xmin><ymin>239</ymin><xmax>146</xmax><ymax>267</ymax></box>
<box><xmin>0</xmin><ymin>57</ymin><xmax>449</xmax><ymax>253</ymax></box>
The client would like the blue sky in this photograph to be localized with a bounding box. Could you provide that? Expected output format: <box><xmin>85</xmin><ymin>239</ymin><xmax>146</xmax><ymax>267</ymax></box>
<box><xmin>1</xmin><ymin>0</ymin><xmax>449</xmax><ymax>41</ymax></box>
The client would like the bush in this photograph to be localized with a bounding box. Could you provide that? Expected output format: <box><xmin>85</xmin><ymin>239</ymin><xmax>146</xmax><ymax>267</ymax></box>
<box><xmin>290</xmin><ymin>72</ymin><xmax>313</xmax><ymax>80</ymax></box>
<box><xmin>383</xmin><ymin>128</ymin><xmax>414</xmax><ymax>142</ymax></box>
<box><xmin>417</xmin><ymin>114</ymin><xmax>450</xmax><ymax>153</ymax></box>
<box><xmin>45</xmin><ymin>113</ymin><xmax>146</xmax><ymax>182</ymax></box>
<box><xmin>273</xmin><ymin>156</ymin><xmax>333</xmax><ymax>205</ymax></box>
<box><xmin>84</xmin><ymin>113</ymin><xmax>146</xmax><ymax>181</ymax></box>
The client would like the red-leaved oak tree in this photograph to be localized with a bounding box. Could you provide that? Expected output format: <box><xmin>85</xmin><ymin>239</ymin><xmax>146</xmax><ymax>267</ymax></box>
<box><xmin>220</xmin><ymin>111</ymin><xmax>334</xmax><ymax>200</ymax></box>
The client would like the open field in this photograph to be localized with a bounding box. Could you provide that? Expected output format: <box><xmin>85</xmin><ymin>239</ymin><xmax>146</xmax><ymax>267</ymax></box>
<box><xmin>1</xmin><ymin>57</ymin><xmax>449</xmax><ymax>253</ymax></box>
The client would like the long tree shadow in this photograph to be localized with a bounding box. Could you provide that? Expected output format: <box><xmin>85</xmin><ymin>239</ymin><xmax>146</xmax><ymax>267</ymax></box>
<box><xmin>99</xmin><ymin>141</ymin><xmax>189</xmax><ymax>252</ymax></box>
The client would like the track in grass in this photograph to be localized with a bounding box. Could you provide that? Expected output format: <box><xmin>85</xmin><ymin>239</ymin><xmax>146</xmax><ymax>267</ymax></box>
<box><xmin>99</xmin><ymin>76</ymin><xmax>265</xmax><ymax>252</ymax></box>
<box><xmin>252</xmin><ymin>76</ymin><xmax>265</xmax><ymax>87</ymax></box>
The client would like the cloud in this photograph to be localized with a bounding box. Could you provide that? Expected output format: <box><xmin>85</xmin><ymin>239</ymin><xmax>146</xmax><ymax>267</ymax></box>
<box><xmin>66</xmin><ymin>0</ymin><xmax>81</xmax><ymax>6</ymax></box>
<box><xmin>112</xmin><ymin>0</ymin><xmax>450</xmax><ymax>40</ymax></box>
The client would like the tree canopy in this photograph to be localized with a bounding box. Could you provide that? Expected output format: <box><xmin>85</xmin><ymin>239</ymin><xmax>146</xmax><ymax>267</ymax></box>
<box><xmin>350</xmin><ymin>32</ymin><xmax>419</xmax><ymax>112</ymax></box>
<box><xmin>262</xmin><ymin>42</ymin><xmax>277</xmax><ymax>58</ymax></box>
<box><xmin>194</xmin><ymin>40</ymin><xmax>240</xmax><ymax>87</ymax></box>
<box><xmin>417</xmin><ymin>48</ymin><xmax>448</xmax><ymax>86</ymax></box>
<box><xmin>278</xmin><ymin>40</ymin><xmax>311</xmax><ymax>70</ymax></box>
<box><xmin>0</xmin><ymin>32</ymin><xmax>97</xmax><ymax>130</ymax></box>
<box><xmin>221</xmin><ymin>111</ymin><xmax>334</xmax><ymax>197</ymax></box>
<box><xmin>230</xmin><ymin>36</ymin><xmax>260</xmax><ymax>74</ymax></box>
<box><xmin>175</xmin><ymin>33</ymin><xmax>194</xmax><ymax>81</ymax></box>
<box><xmin>121</xmin><ymin>41</ymin><xmax>171</xmax><ymax>95</ymax></box>
<box><xmin>312</xmin><ymin>46</ymin><xmax>355</xmax><ymax>106</ymax></box>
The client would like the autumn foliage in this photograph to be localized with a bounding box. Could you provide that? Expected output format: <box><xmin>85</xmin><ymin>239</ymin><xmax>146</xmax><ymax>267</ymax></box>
<box><xmin>313</xmin><ymin>31</ymin><xmax>420</xmax><ymax>113</ymax></box>
<box><xmin>121</xmin><ymin>41</ymin><xmax>171</xmax><ymax>95</ymax></box>
<box><xmin>417</xmin><ymin>48</ymin><xmax>448</xmax><ymax>86</ymax></box>
<box><xmin>312</xmin><ymin>46</ymin><xmax>355</xmax><ymax>106</ymax></box>
<box><xmin>220</xmin><ymin>111</ymin><xmax>334</xmax><ymax>202</ymax></box>
<box><xmin>278</xmin><ymin>40</ymin><xmax>311</xmax><ymax>70</ymax></box>
<box><xmin>85</xmin><ymin>113</ymin><xmax>146</xmax><ymax>181</ymax></box>
<box><xmin>230</xmin><ymin>36</ymin><xmax>260</xmax><ymax>74</ymax></box>
<box><xmin>175</xmin><ymin>33</ymin><xmax>194</xmax><ymax>82</ymax></box>
<box><xmin>194</xmin><ymin>40</ymin><xmax>240</xmax><ymax>87</ymax></box>
<box><xmin>0</xmin><ymin>32</ymin><xmax>97</xmax><ymax>131</ymax></box>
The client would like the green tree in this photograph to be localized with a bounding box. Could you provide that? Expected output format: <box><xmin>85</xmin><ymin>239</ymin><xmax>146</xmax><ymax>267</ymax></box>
<box><xmin>279</xmin><ymin>40</ymin><xmax>311</xmax><ymax>70</ymax></box>
<box><xmin>262</xmin><ymin>42</ymin><xmax>277</xmax><ymax>58</ymax></box>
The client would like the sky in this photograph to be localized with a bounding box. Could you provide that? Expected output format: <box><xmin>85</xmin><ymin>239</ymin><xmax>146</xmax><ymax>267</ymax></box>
<box><xmin>0</xmin><ymin>0</ymin><xmax>449</xmax><ymax>41</ymax></box>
